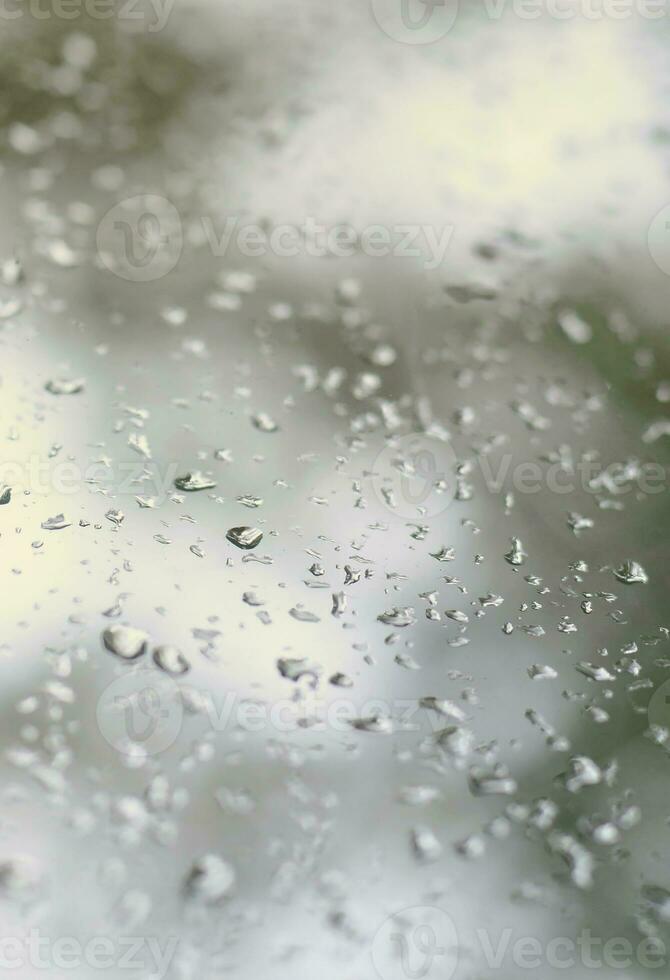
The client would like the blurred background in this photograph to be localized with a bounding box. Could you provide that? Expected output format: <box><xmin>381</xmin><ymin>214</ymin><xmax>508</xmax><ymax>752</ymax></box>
<box><xmin>0</xmin><ymin>2</ymin><xmax>670</xmax><ymax>978</ymax></box>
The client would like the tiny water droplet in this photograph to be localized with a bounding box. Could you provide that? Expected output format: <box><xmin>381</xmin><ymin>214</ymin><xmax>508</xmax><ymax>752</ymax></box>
<box><xmin>45</xmin><ymin>378</ymin><xmax>85</xmax><ymax>395</ymax></box>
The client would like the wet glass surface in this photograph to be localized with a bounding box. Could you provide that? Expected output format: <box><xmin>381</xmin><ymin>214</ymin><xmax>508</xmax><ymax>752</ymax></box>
<box><xmin>1</xmin><ymin>5</ymin><xmax>670</xmax><ymax>979</ymax></box>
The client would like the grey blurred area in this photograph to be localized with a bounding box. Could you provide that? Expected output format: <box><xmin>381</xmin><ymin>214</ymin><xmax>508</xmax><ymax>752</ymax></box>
<box><xmin>0</xmin><ymin>3</ymin><xmax>670</xmax><ymax>979</ymax></box>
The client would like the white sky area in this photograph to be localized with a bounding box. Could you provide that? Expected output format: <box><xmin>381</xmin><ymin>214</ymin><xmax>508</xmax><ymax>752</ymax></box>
<box><xmin>168</xmin><ymin>5</ymin><xmax>669</xmax><ymax>266</ymax></box>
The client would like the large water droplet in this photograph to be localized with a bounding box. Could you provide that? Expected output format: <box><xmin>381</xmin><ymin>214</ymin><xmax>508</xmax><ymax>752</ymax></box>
<box><xmin>102</xmin><ymin>625</ymin><xmax>149</xmax><ymax>661</ymax></box>
<box><xmin>226</xmin><ymin>526</ymin><xmax>263</xmax><ymax>549</ymax></box>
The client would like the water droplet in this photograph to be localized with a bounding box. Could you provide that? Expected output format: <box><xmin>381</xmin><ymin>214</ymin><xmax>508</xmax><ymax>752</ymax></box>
<box><xmin>431</xmin><ymin>547</ymin><xmax>455</xmax><ymax>562</ymax></box>
<box><xmin>45</xmin><ymin>378</ymin><xmax>85</xmax><ymax>395</ymax></box>
<box><xmin>411</xmin><ymin>826</ymin><xmax>442</xmax><ymax>861</ymax></box>
<box><xmin>184</xmin><ymin>854</ymin><xmax>235</xmax><ymax>904</ymax></box>
<box><xmin>102</xmin><ymin>625</ymin><xmax>148</xmax><ymax>661</ymax></box>
<box><xmin>41</xmin><ymin>514</ymin><xmax>71</xmax><ymax>530</ymax></box>
<box><xmin>153</xmin><ymin>645</ymin><xmax>190</xmax><ymax>675</ymax></box>
<box><xmin>350</xmin><ymin>714</ymin><xmax>393</xmax><ymax>734</ymax></box>
<box><xmin>377</xmin><ymin>608</ymin><xmax>416</xmax><ymax>627</ymax></box>
<box><xmin>557</xmin><ymin>309</ymin><xmax>592</xmax><ymax>344</ymax></box>
<box><xmin>236</xmin><ymin>494</ymin><xmax>263</xmax><ymax>509</ymax></box>
<box><xmin>226</xmin><ymin>526</ymin><xmax>263</xmax><ymax>549</ymax></box>
<box><xmin>288</xmin><ymin>606</ymin><xmax>320</xmax><ymax>623</ymax></box>
<box><xmin>277</xmin><ymin>658</ymin><xmax>321</xmax><ymax>685</ymax></box>
<box><xmin>528</xmin><ymin>664</ymin><xmax>558</xmax><ymax>680</ymax></box>
<box><xmin>128</xmin><ymin>432</ymin><xmax>152</xmax><ymax>459</ymax></box>
<box><xmin>504</xmin><ymin>537</ymin><xmax>527</xmax><ymax>566</ymax></box>
<box><xmin>614</xmin><ymin>560</ymin><xmax>648</xmax><ymax>584</ymax></box>
<box><xmin>469</xmin><ymin>768</ymin><xmax>518</xmax><ymax>796</ymax></box>
<box><xmin>0</xmin><ymin>856</ymin><xmax>43</xmax><ymax>897</ymax></box>
<box><xmin>251</xmin><ymin>413</ymin><xmax>279</xmax><ymax>433</ymax></box>
<box><xmin>174</xmin><ymin>472</ymin><xmax>217</xmax><ymax>492</ymax></box>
